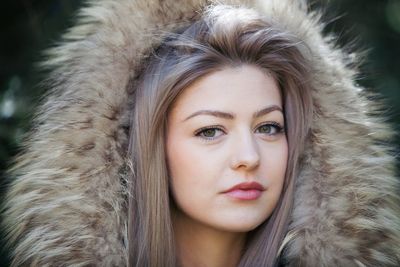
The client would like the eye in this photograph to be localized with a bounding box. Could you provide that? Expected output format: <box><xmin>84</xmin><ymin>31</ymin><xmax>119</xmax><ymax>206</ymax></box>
<box><xmin>195</xmin><ymin>126</ymin><xmax>225</xmax><ymax>141</ymax></box>
<box><xmin>255</xmin><ymin>122</ymin><xmax>284</xmax><ymax>135</ymax></box>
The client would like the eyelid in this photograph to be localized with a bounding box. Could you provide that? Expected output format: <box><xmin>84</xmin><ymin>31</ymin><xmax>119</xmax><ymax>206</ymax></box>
<box><xmin>254</xmin><ymin>121</ymin><xmax>284</xmax><ymax>131</ymax></box>
<box><xmin>194</xmin><ymin>125</ymin><xmax>226</xmax><ymax>135</ymax></box>
<box><xmin>194</xmin><ymin>121</ymin><xmax>285</xmax><ymax>142</ymax></box>
<box><xmin>194</xmin><ymin>125</ymin><xmax>226</xmax><ymax>142</ymax></box>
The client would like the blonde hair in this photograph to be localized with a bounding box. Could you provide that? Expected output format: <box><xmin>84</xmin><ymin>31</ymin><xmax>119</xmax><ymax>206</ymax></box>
<box><xmin>127</xmin><ymin>5</ymin><xmax>313</xmax><ymax>267</ymax></box>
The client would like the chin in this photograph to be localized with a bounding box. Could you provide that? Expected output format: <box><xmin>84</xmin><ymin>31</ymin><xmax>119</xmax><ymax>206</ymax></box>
<box><xmin>215</xmin><ymin>217</ymin><xmax>268</xmax><ymax>233</ymax></box>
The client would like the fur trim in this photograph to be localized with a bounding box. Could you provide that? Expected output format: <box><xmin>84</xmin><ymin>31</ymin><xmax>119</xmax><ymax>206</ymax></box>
<box><xmin>2</xmin><ymin>0</ymin><xmax>399</xmax><ymax>266</ymax></box>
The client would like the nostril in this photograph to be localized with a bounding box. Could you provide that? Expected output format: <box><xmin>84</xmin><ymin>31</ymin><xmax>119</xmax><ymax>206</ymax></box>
<box><xmin>230</xmin><ymin>149</ymin><xmax>260</xmax><ymax>170</ymax></box>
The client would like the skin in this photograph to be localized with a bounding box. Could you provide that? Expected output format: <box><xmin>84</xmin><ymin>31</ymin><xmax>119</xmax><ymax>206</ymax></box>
<box><xmin>166</xmin><ymin>65</ymin><xmax>288</xmax><ymax>267</ymax></box>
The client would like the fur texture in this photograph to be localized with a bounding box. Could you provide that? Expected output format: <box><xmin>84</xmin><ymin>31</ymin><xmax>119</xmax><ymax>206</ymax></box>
<box><xmin>2</xmin><ymin>0</ymin><xmax>400</xmax><ymax>266</ymax></box>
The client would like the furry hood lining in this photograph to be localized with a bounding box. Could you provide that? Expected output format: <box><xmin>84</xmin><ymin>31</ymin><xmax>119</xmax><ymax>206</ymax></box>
<box><xmin>2</xmin><ymin>0</ymin><xmax>399</xmax><ymax>266</ymax></box>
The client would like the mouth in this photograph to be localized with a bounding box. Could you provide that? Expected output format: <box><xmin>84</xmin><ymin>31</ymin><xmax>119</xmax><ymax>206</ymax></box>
<box><xmin>223</xmin><ymin>181</ymin><xmax>265</xmax><ymax>200</ymax></box>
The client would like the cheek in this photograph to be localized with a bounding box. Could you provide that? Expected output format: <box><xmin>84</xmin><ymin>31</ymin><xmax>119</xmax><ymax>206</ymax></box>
<box><xmin>273</xmin><ymin>141</ymin><xmax>288</xmax><ymax>178</ymax></box>
<box><xmin>261</xmin><ymin>140</ymin><xmax>288</xmax><ymax>195</ymax></box>
<box><xmin>169</xmin><ymin>156</ymin><xmax>201</xmax><ymax>199</ymax></box>
<box><xmin>166</xmin><ymin>136</ymin><xmax>211</xmax><ymax>203</ymax></box>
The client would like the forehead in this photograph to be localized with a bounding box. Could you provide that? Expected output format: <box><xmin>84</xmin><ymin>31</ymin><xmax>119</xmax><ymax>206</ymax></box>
<box><xmin>169</xmin><ymin>65</ymin><xmax>282</xmax><ymax>118</ymax></box>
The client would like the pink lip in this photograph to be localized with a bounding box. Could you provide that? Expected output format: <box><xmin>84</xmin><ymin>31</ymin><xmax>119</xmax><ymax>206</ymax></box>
<box><xmin>223</xmin><ymin>182</ymin><xmax>265</xmax><ymax>200</ymax></box>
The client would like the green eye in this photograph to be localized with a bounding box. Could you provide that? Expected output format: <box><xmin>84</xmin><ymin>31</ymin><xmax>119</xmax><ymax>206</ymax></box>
<box><xmin>258</xmin><ymin>125</ymin><xmax>273</xmax><ymax>134</ymax></box>
<box><xmin>202</xmin><ymin>128</ymin><xmax>217</xmax><ymax>137</ymax></box>
<box><xmin>195</xmin><ymin>126</ymin><xmax>225</xmax><ymax>140</ymax></box>
<box><xmin>256</xmin><ymin>123</ymin><xmax>284</xmax><ymax>135</ymax></box>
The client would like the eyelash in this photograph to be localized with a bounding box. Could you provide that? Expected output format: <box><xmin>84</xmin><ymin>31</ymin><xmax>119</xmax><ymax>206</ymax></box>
<box><xmin>194</xmin><ymin>122</ymin><xmax>285</xmax><ymax>142</ymax></box>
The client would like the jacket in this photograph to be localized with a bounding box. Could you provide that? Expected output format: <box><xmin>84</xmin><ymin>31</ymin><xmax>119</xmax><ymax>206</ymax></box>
<box><xmin>2</xmin><ymin>0</ymin><xmax>400</xmax><ymax>266</ymax></box>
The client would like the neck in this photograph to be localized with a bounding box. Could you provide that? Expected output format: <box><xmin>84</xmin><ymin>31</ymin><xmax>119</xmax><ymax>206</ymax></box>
<box><xmin>173</xmin><ymin>210</ymin><xmax>246</xmax><ymax>267</ymax></box>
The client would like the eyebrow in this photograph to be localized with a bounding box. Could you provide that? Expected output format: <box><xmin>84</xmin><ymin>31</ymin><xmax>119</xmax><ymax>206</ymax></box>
<box><xmin>182</xmin><ymin>105</ymin><xmax>283</xmax><ymax>122</ymax></box>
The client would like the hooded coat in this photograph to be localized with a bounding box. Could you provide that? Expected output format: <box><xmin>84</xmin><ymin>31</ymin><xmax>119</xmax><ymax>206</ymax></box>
<box><xmin>2</xmin><ymin>0</ymin><xmax>400</xmax><ymax>266</ymax></box>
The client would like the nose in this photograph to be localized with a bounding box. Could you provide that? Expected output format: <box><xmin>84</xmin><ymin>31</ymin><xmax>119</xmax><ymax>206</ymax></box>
<box><xmin>230</xmin><ymin>131</ymin><xmax>260</xmax><ymax>171</ymax></box>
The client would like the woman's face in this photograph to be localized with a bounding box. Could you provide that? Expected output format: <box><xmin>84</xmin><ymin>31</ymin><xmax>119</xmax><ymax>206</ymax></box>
<box><xmin>166</xmin><ymin>65</ymin><xmax>288</xmax><ymax>232</ymax></box>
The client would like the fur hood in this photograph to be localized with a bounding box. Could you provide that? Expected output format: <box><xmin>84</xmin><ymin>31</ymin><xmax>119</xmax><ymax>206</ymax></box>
<box><xmin>2</xmin><ymin>0</ymin><xmax>400</xmax><ymax>266</ymax></box>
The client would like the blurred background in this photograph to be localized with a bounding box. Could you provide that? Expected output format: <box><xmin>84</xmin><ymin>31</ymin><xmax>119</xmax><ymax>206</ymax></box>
<box><xmin>0</xmin><ymin>0</ymin><xmax>399</xmax><ymax>265</ymax></box>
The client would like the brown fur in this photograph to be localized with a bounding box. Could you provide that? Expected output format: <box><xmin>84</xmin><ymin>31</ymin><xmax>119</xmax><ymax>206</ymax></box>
<box><xmin>2</xmin><ymin>0</ymin><xmax>399</xmax><ymax>266</ymax></box>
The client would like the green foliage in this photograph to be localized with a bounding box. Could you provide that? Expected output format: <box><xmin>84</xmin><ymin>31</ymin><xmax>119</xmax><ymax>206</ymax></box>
<box><xmin>319</xmin><ymin>0</ymin><xmax>400</xmax><ymax>131</ymax></box>
<box><xmin>0</xmin><ymin>1</ymin><xmax>82</xmax><ymax>264</ymax></box>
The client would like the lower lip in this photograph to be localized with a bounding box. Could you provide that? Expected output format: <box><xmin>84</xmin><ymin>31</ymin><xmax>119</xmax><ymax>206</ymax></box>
<box><xmin>224</xmin><ymin>189</ymin><xmax>262</xmax><ymax>200</ymax></box>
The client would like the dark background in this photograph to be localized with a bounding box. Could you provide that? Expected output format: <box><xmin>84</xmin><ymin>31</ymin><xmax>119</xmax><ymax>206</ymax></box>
<box><xmin>0</xmin><ymin>0</ymin><xmax>399</xmax><ymax>265</ymax></box>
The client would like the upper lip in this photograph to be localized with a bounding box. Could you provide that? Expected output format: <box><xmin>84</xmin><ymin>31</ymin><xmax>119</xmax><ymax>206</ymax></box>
<box><xmin>223</xmin><ymin>181</ymin><xmax>265</xmax><ymax>193</ymax></box>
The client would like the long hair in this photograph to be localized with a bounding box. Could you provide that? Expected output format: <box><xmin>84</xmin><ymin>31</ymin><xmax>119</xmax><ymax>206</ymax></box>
<box><xmin>127</xmin><ymin>5</ymin><xmax>313</xmax><ymax>267</ymax></box>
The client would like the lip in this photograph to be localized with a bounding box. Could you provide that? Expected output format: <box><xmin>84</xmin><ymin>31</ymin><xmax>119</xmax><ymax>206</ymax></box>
<box><xmin>223</xmin><ymin>182</ymin><xmax>265</xmax><ymax>200</ymax></box>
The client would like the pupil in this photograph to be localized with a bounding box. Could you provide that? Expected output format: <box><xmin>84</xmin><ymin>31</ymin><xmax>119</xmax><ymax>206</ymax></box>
<box><xmin>261</xmin><ymin>125</ymin><xmax>270</xmax><ymax>133</ymax></box>
<box><xmin>205</xmin><ymin>129</ymin><xmax>215</xmax><ymax>137</ymax></box>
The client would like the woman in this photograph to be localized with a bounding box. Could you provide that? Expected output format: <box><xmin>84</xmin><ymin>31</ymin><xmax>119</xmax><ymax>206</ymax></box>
<box><xmin>129</xmin><ymin>8</ymin><xmax>312</xmax><ymax>265</ymax></box>
<box><xmin>2</xmin><ymin>0</ymin><xmax>400</xmax><ymax>266</ymax></box>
